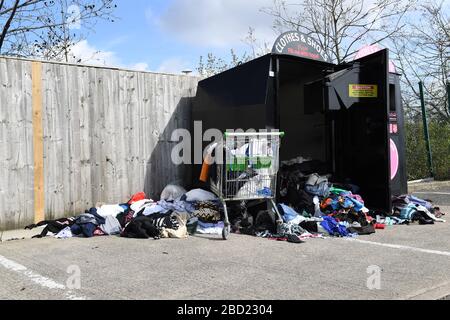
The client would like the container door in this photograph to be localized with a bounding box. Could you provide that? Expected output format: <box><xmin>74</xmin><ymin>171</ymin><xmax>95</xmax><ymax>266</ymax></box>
<box><xmin>325</xmin><ymin>49</ymin><xmax>391</xmax><ymax>211</ymax></box>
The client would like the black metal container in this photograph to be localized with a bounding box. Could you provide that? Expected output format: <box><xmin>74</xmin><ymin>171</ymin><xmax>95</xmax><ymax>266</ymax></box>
<box><xmin>192</xmin><ymin>36</ymin><xmax>407</xmax><ymax>212</ymax></box>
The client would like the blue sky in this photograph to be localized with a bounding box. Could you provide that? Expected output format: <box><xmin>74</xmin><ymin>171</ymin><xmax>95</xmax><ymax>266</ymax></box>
<box><xmin>74</xmin><ymin>0</ymin><xmax>277</xmax><ymax>73</ymax></box>
<box><xmin>73</xmin><ymin>0</ymin><xmax>425</xmax><ymax>73</ymax></box>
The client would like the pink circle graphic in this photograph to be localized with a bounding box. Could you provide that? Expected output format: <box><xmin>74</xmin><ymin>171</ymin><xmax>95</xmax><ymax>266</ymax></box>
<box><xmin>390</xmin><ymin>139</ymin><xmax>399</xmax><ymax>180</ymax></box>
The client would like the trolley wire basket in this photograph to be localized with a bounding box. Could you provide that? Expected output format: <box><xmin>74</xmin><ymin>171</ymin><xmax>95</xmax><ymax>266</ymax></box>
<box><xmin>210</xmin><ymin>132</ymin><xmax>285</xmax><ymax>239</ymax></box>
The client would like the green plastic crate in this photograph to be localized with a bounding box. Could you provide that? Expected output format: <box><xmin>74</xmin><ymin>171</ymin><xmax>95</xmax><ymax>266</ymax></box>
<box><xmin>228</xmin><ymin>156</ymin><xmax>273</xmax><ymax>171</ymax></box>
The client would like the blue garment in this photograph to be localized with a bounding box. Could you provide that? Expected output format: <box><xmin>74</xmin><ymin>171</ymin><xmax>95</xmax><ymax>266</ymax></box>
<box><xmin>305</xmin><ymin>174</ymin><xmax>330</xmax><ymax>197</ymax></box>
<box><xmin>159</xmin><ymin>200</ymin><xmax>196</xmax><ymax>214</ymax></box>
<box><xmin>341</xmin><ymin>197</ymin><xmax>354</xmax><ymax>209</ymax></box>
<box><xmin>331</xmin><ymin>198</ymin><xmax>341</xmax><ymax>211</ymax></box>
<box><xmin>393</xmin><ymin>195</ymin><xmax>434</xmax><ymax>211</ymax></box>
<box><xmin>87</xmin><ymin>208</ymin><xmax>106</xmax><ymax>225</ymax></box>
<box><xmin>119</xmin><ymin>204</ymin><xmax>130</xmax><ymax>212</ymax></box>
<box><xmin>305</xmin><ymin>183</ymin><xmax>330</xmax><ymax>198</ymax></box>
<box><xmin>70</xmin><ymin>223</ymin><xmax>97</xmax><ymax>238</ymax></box>
<box><xmin>346</xmin><ymin>197</ymin><xmax>365</xmax><ymax>212</ymax></box>
<box><xmin>71</xmin><ymin>209</ymin><xmax>105</xmax><ymax>238</ymax></box>
<box><xmin>320</xmin><ymin>216</ymin><xmax>349</xmax><ymax>237</ymax></box>
<box><xmin>257</xmin><ymin>187</ymin><xmax>272</xmax><ymax>197</ymax></box>
<box><xmin>400</xmin><ymin>203</ymin><xmax>418</xmax><ymax>220</ymax></box>
<box><xmin>278</xmin><ymin>204</ymin><xmax>300</xmax><ymax>223</ymax></box>
<box><xmin>385</xmin><ymin>216</ymin><xmax>408</xmax><ymax>225</ymax></box>
<box><xmin>330</xmin><ymin>196</ymin><xmax>364</xmax><ymax>212</ymax></box>
<box><xmin>408</xmin><ymin>196</ymin><xmax>433</xmax><ymax>211</ymax></box>
<box><xmin>143</xmin><ymin>205</ymin><xmax>169</xmax><ymax>216</ymax></box>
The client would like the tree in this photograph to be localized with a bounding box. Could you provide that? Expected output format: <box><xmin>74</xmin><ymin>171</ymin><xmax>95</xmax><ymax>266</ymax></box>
<box><xmin>243</xmin><ymin>27</ymin><xmax>272</xmax><ymax>60</ymax></box>
<box><xmin>389</xmin><ymin>0</ymin><xmax>449</xmax><ymax>123</ymax></box>
<box><xmin>197</xmin><ymin>28</ymin><xmax>271</xmax><ymax>77</ymax></box>
<box><xmin>0</xmin><ymin>0</ymin><xmax>117</xmax><ymax>62</ymax></box>
<box><xmin>261</xmin><ymin>0</ymin><xmax>414</xmax><ymax>64</ymax></box>
<box><xmin>198</xmin><ymin>0</ymin><xmax>414</xmax><ymax>76</ymax></box>
<box><xmin>197</xmin><ymin>49</ymin><xmax>249</xmax><ymax>78</ymax></box>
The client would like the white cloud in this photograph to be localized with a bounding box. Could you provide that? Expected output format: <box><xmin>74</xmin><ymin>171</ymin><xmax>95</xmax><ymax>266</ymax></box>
<box><xmin>68</xmin><ymin>41</ymin><xmax>189</xmax><ymax>74</ymax></box>
<box><xmin>130</xmin><ymin>62</ymin><xmax>150</xmax><ymax>71</ymax></box>
<box><xmin>69</xmin><ymin>40</ymin><xmax>149</xmax><ymax>71</ymax></box>
<box><xmin>157</xmin><ymin>57</ymin><xmax>193</xmax><ymax>74</ymax></box>
<box><xmin>154</xmin><ymin>0</ymin><xmax>416</xmax><ymax>51</ymax></box>
<box><xmin>70</xmin><ymin>40</ymin><xmax>120</xmax><ymax>66</ymax></box>
<box><xmin>154</xmin><ymin>0</ymin><xmax>276</xmax><ymax>48</ymax></box>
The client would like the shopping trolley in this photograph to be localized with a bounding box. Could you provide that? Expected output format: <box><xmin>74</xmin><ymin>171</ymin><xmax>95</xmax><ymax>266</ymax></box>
<box><xmin>210</xmin><ymin>132</ymin><xmax>285</xmax><ymax>240</ymax></box>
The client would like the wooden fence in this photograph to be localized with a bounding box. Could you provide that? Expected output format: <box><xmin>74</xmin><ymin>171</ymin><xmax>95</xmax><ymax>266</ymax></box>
<box><xmin>0</xmin><ymin>56</ymin><xmax>199</xmax><ymax>231</ymax></box>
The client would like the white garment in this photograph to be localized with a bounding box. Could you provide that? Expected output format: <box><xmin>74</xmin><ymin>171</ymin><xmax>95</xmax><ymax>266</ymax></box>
<box><xmin>100</xmin><ymin>216</ymin><xmax>122</xmax><ymax>235</ymax></box>
<box><xmin>230</xmin><ymin>144</ymin><xmax>249</xmax><ymax>157</ymax></box>
<box><xmin>313</xmin><ymin>196</ymin><xmax>323</xmax><ymax>218</ymax></box>
<box><xmin>130</xmin><ymin>199</ymin><xmax>154</xmax><ymax>213</ymax></box>
<box><xmin>290</xmin><ymin>215</ymin><xmax>307</xmax><ymax>225</ymax></box>
<box><xmin>417</xmin><ymin>205</ymin><xmax>446</xmax><ymax>223</ymax></box>
<box><xmin>184</xmin><ymin>189</ymin><xmax>217</xmax><ymax>202</ymax></box>
<box><xmin>236</xmin><ymin>175</ymin><xmax>272</xmax><ymax>198</ymax></box>
<box><xmin>97</xmin><ymin>205</ymin><xmax>124</xmax><ymax>218</ymax></box>
<box><xmin>161</xmin><ymin>212</ymin><xmax>190</xmax><ymax>239</ymax></box>
<box><xmin>299</xmin><ymin>232</ymin><xmax>325</xmax><ymax>240</ymax></box>
<box><xmin>196</xmin><ymin>221</ymin><xmax>224</xmax><ymax>235</ymax></box>
<box><xmin>55</xmin><ymin>227</ymin><xmax>73</xmax><ymax>239</ymax></box>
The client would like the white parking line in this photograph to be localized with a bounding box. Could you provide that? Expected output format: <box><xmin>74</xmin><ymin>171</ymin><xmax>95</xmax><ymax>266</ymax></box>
<box><xmin>344</xmin><ymin>238</ymin><xmax>450</xmax><ymax>257</ymax></box>
<box><xmin>413</xmin><ymin>192</ymin><xmax>450</xmax><ymax>195</ymax></box>
<box><xmin>0</xmin><ymin>254</ymin><xmax>87</xmax><ymax>300</ymax></box>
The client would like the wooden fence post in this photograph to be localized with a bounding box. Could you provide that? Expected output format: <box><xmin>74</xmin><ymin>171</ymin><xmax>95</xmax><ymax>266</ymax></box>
<box><xmin>32</xmin><ymin>61</ymin><xmax>45</xmax><ymax>223</ymax></box>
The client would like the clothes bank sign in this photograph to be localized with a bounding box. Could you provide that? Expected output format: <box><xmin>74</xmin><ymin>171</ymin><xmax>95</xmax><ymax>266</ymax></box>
<box><xmin>272</xmin><ymin>31</ymin><xmax>329</xmax><ymax>63</ymax></box>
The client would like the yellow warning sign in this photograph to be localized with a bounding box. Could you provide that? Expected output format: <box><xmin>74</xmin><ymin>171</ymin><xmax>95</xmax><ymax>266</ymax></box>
<box><xmin>349</xmin><ymin>84</ymin><xmax>378</xmax><ymax>98</ymax></box>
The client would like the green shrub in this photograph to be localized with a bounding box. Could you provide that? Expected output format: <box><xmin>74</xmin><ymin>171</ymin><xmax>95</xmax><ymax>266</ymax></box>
<box><xmin>405</xmin><ymin>122</ymin><xmax>450</xmax><ymax>181</ymax></box>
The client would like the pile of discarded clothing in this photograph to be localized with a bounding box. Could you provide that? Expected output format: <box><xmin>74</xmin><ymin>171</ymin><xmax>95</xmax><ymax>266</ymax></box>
<box><xmin>391</xmin><ymin>195</ymin><xmax>446</xmax><ymax>225</ymax></box>
<box><xmin>24</xmin><ymin>155</ymin><xmax>446</xmax><ymax>244</ymax></box>
<box><xmin>274</xmin><ymin>158</ymin><xmax>376</xmax><ymax>240</ymax></box>
<box><xmin>227</xmin><ymin>156</ymin><xmax>448</xmax><ymax>244</ymax></box>
<box><xmin>26</xmin><ymin>187</ymin><xmax>227</xmax><ymax>240</ymax></box>
<box><xmin>233</xmin><ymin>175</ymin><xmax>377</xmax><ymax>243</ymax></box>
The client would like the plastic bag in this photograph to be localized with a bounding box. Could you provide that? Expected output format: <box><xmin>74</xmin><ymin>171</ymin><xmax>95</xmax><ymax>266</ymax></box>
<box><xmin>160</xmin><ymin>185</ymin><xmax>187</xmax><ymax>201</ymax></box>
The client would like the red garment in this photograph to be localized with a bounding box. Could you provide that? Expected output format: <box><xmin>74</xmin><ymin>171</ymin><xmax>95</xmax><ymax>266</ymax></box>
<box><xmin>374</xmin><ymin>223</ymin><xmax>385</xmax><ymax>230</ymax></box>
<box><xmin>320</xmin><ymin>198</ymin><xmax>333</xmax><ymax>210</ymax></box>
<box><xmin>128</xmin><ymin>192</ymin><xmax>147</xmax><ymax>205</ymax></box>
<box><xmin>268</xmin><ymin>237</ymin><xmax>288</xmax><ymax>242</ymax></box>
<box><xmin>93</xmin><ymin>228</ymin><xmax>106</xmax><ymax>237</ymax></box>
